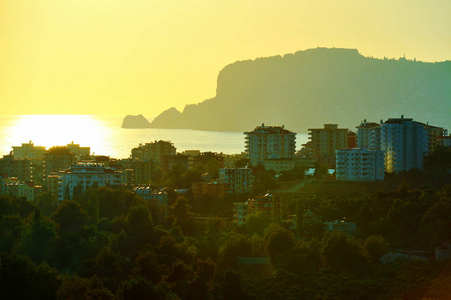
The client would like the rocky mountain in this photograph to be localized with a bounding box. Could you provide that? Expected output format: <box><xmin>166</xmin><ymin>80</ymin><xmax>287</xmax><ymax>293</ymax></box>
<box><xmin>122</xmin><ymin>114</ymin><xmax>151</xmax><ymax>128</ymax></box>
<box><xmin>150</xmin><ymin>48</ymin><xmax>451</xmax><ymax>132</ymax></box>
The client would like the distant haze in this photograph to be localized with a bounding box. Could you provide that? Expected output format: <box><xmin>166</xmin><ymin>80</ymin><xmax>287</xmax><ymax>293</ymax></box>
<box><xmin>1</xmin><ymin>0</ymin><xmax>451</xmax><ymax>116</ymax></box>
<box><xmin>151</xmin><ymin>48</ymin><xmax>451</xmax><ymax>132</ymax></box>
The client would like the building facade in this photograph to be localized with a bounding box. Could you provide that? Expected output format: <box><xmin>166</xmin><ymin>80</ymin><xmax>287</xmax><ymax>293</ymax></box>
<box><xmin>44</xmin><ymin>147</ymin><xmax>76</xmax><ymax>181</ymax></box>
<box><xmin>233</xmin><ymin>193</ymin><xmax>282</xmax><ymax>226</ymax></box>
<box><xmin>62</xmin><ymin>163</ymin><xmax>125</xmax><ymax>199</ymax></box>
<box><xmin>356</xmin><ymin>120</ymin><xmax>382</xmax><ymax>150</ymax></box>
<box><xmin>219</xmin><ymin>167</ymin><xmax>254</xmax><ymax>194</ymax></box>
<box><xmin>12</xmin><ymin>141</ymin><xmax>46</xmax><ymax>163</ymax></box>
<box><xmin>336</xmin><ymin>148</ymin><xmax>385</xmax><ymax>181</ymax></box>
<box><xmin>263</xmin><ymin>155</ymin><xmax>296</xmax><ymax>173</ymax></box>
<box><xmin>381</xmin><ymin>117</ymin><xmax>427</xmax><ymax>173</ymax></box>
<box><xmin>0</xmin><ymin>155</ymin><xmax>33</xmax><ymax>182</ymax></box>
<box><xmin>308</xmin><ymin>124</ymin><xmax>348</xmax><ymax>167</ymax></box>
<box><xmin>131</xmin><ymin>140</ymin><xmax>176</xmax><ymax>170</ymax></box>
<box><xmin>191</xmin><ymin>182</ymin><xmax>229</xmax><ymax>198</ymax></box>
<box><xmin>244</xmin><ymin>124</ymin><xmax>296</xmax><ymax>166</ymax></box>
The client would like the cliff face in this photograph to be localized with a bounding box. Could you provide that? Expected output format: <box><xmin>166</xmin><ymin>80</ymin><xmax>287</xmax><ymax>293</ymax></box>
<box><xmin>122</xmin><ymin>114</ymin><xmax>151</xmax><ymax>128</ymax></box>
<box><xmin>150</xmin><ymin>48</ymin><xmax>451</xmax><ymax>132</ymax></box>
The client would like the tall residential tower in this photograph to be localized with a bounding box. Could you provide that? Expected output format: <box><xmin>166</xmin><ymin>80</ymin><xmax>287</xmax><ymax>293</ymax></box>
<box><xmin>244</xmin><ymin>124</ymin><xmax>296</xmax><ymax>166</ymax></box>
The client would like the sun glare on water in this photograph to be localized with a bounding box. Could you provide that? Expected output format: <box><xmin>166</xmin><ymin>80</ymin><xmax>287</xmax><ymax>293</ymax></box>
<box><xmin>7</xmin><ymin>115</ymin><xmax>111</xmax><ymax>155</ymax></box>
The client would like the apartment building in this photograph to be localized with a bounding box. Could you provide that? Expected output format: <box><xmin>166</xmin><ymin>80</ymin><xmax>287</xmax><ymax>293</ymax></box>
<box><xmin>422</xmin><ymin>124</ymin><xmax>448</xmax><ymax>154</ymax></box>
<box><xmin>336</xmin><ymin>148</ymin><xmax>385</xmax><ymax>181</ymax></box>
<box><xmin>381</xmin><ymin>117</ymin><xmax>427</xmax><ymax>173</ymax></box>
<box><xmin>43</xmin><ymin>147</ymin><xmax>76</xmax><ymax>181</ymax></box>
<box><xmin>12</xmin><ymin>141</ymin><xmax>46</xmax><ymax>163</ymax></box>
<box><xmin>308</xmin><ymin>124</ymin><xmax>348</xmax><ymax>167</ymax></box>
<box><xmin>0</xmin><ymin>155</ymin><xmax>33</xmax><ymax>181</ymax></box>
<box><xmin>66</xmin><ymin>142</ymin><xmax>90</xmax><ymax>160</ymax></box>
<box><xmin>219</xmin><ymin>167</ymin><xmax>254</xmax><ymax>194</ymax></box>
<box><xmin>244</xmin><ymin>124</ymin><xmax>296</xmax><ymax>166</ymax></box>
<box><xmin>131</xmin><ymin>140</ymin><xmax>176</xmax><ymax>170</ymax></box>
<box><xmin>356</xmin><ymin>120</ymin><xmax>382</xmax><ymax>150</ymax></box>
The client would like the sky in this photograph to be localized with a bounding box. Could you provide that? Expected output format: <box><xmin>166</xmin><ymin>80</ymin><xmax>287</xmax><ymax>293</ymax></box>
<box><xmin>1</xmin><ymin>0</ymin><xmax>450</xmax><ymax>117</ymax></box>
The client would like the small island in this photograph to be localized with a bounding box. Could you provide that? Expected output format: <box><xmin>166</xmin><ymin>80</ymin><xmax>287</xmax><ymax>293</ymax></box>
<box><xmin>121</xmin><ymin>114</ymin><xmax>151</xmax><ymax>128</ymax></box>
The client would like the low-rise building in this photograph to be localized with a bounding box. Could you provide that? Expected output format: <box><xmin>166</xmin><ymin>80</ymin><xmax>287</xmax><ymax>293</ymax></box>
<box><xmin>0</xmin><ymin>155</ymin><xmax>33</xmax><ymax>182</ymax></box>
<box><xmin>66</xmin><ymin>142</ymin><xmax>90</xmax><ymax>160</ymax></box>
<box><xmin>134</xmin><ymin>186</ymin><xmax>168</xmax><ymax>221</ymax></box>
<box><xmin>62</xmin><ymin>163</ymin><xmax>125</xmax><ymax>199</ymax></box>
<box><xmin>193</xmin><ymin>152</ymin><xmax>225</xmax><ymax>169</ymax></box>
<box><xmin>219</xmin><ymin>167</ymin><xmax>254</xmax><ymax>194</ymax></box>
<box><xmin>336</xmin><ymin>148</ymin><xmax>385</xmax><ymax>181</ymax></box>
<box><xmin>323</xmin><ymin>219</ymin><xmax>356</xmax><ymax>235</ymax></box>
<box><xmin>191</xmin><ymin>182</ymin><xmax>229</xmax><ymax>198</ymax></box>
<box><xmin>263</xmin><ymin>155</ymin><xmax>296</xmax><ymax>173</ymax></box>
<box><xmin>233</xmin><ymin>193</ymin><xmax>282</xmax><ymax>226</ymax></box>
<box><xmin>5</xmin><ymin>180</ymin><xmax>42</xmax><ymax>201</ymax></box>
<box><xmin>47</xmin><ymin>174</ymin><xmax>63</xmax><ymax>201</ymax></box>
<box><xmin>12</xmin><ymin>141</ymin><xmax>46</xmax><ymax>163</ymax></box>
<box><xmin>435</xmin><ymin>242</ymin><xmax>451</xmax><ymax>261</ymax></box>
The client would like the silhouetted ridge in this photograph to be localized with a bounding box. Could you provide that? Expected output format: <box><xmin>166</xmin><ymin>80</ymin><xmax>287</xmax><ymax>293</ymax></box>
<box><xmin>122</xmin><ymin>114</ymin><xmax>151</xmax><ymax>128</ymax></box>
<box><xmin>150</xmin><ymin>48</ymin><xmax>451</xmax><ymax>132</ymax></box>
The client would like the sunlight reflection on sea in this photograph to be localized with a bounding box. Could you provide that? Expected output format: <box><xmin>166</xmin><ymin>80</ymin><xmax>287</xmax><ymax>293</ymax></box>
<box><xmin>0</xmin><ymin>115</ymin><xmax>307</xmax><ymax>159</ymax></box>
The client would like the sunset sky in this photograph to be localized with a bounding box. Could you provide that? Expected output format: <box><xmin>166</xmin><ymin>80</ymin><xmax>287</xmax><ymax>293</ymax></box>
<box><xmin>1</xmin><ymin>0</ymin><xmax>450</xmax><ymax>117</ymax></box>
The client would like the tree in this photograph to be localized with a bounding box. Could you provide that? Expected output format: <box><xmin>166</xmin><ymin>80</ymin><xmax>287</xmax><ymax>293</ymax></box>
<box><xmin>219</xmin><ymin>232</ymin><xmax>254</xmax><ymax>269</ymax></box>
<box><xmin>245</xmin><ymin>211</ymin><xmax>271</xmax><ymax>236</ymax></box>
<box><xmin>87</xmin><ymin>195</ymin><xmax>100</xmax><ymax>225</ymax></box>
<box><xmin>264</xmin><ymin>223</ymin><xmax>296</xmax><ymax>265</ymax></box>
<box><xmin>323</xmin><ymin>231</ymin><xmax>369</xmax><ymax>273</ymax></box>
<box><xmin>56</xmin><ymin>275</ymin><xmax>113</xmax><ymax>300</ymax></box>
<box><xmin>53</xmin><ymin>200</ymin><xmax>90</xmax><ymax>232</ymax></box>
<box><xmin>314</xmin><ymin>163</ymin><xmax>329</xmax><ymax>178</ymax></box>
<box><xmin>364</xmin><ymin>235</ymin><xmax>387</xmax><ymax>261</ymax></box>
<box><xmin>206</xmin><ymin>158</ymin><xmax>220</xmax><ymax>179</ymax></box>
<box><xmin>116</xmin><ymin>277</ymin><xmax>160</xmax><ymax>300</ymax></box>
<box><xmin>171</xmin><ymin>196</ymin><xmax>193</xmax><ymax>235</ymax></box>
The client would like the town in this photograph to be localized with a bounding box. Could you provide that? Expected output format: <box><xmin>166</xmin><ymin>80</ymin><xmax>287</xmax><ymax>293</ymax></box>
<box><xmin>1</xmin><ymin>115</ymin><xmax>450</xmax><ymax>299</ymax></box>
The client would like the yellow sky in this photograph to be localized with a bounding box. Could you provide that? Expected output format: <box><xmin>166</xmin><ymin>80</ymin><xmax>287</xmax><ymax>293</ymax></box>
<box><xmin>1</xmin><ymin>0</ymin><xmax>450</xmax><ymax>116</ymax></box>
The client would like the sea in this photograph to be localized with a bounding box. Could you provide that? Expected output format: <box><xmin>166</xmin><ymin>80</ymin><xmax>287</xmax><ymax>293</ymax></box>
<box><xmin>0</xmin><ymin>115</ymin><xmax>309</xmax><ymax>159</ymax></box>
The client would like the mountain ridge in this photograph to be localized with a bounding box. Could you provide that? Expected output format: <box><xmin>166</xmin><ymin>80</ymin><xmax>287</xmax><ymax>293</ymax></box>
<box><xmin>150</xmin><ymin>48</ymin><xmax>451</xmax><ymax>132</ymax></box>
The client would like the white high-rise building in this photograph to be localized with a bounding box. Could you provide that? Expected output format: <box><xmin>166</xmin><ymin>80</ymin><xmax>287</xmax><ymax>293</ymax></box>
<box><xmin>336</xmin><ymin>148</ymin><xmax>385</xmax><ymax>181</ymax></box>
<box><xmin>244</xmin><ymin>124</ymin><xmax>296</xmax><ymax>166</ymax></box>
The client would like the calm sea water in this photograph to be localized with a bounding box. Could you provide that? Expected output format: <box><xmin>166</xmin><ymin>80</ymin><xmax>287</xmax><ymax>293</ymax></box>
<box><xmin>0</xmin><ymin>115</ymin><xmax>309</xmax><ymax>159</ymax></box>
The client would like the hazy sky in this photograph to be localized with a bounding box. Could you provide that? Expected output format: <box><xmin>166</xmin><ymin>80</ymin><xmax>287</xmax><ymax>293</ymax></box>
<box><xmin>1</xmin><ymin>0</ymin><xmax>450</xmax><ymax>116</ymax></box>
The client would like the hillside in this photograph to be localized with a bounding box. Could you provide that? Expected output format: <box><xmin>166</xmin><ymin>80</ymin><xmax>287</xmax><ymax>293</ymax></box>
<box><xmin>150</xmin><ymin>48</ymin><xmax>451</xmax><ymax>132</ymax></box>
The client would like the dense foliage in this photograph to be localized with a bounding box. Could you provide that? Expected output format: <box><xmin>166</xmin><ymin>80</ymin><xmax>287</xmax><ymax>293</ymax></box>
<box><xmin>1</xmin><ymin>164</ymin><xmax>450</xmax><ymax>298</ymax></box>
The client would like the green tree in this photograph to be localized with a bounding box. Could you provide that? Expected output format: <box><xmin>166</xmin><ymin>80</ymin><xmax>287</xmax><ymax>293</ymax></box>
<box><xmin>323</xmin><ymin>231</ymin><xmax>369</xmax><ymax>273</ymax></box>
<box><xmin>245</xmin><ymin>211</ymin><xmax>271</xmax><ymax>236</ymax></box>
<box><xmin>56</xmin><ymin>275</ymin><xmax>113</xmax><ymax>300</ymax></box>
<box><xmin>87</xmin><ymin>194</ymin><xmax>100</xmax><ymax>225</ymax></box>
<box><xmin>364</xmin><ymin>234</ymin><xmax>387</xmax><ymax>261</ymax></box>
<box><xmin>219</xmin><ymin>232</ymin><xmax>254</xmax><ymax>269</ymax></box>
<box><xmin>206</xmin><ymin>158</ymin><xmax>220</xmax><ymax>179</ymax></box>
<box><xmin>116</xmin><ymin>277</ymin><xmax>160</xmax><ymax>300</ymax></box>
<box><xmin>264</xmin><ymin>223</ymin><xmax>296</xmax><ymax>265</ymax></box>
<box><xmin>53</xmin><ymin>200</ymin><xmax>90</xmax><ymax>232</ymax></box>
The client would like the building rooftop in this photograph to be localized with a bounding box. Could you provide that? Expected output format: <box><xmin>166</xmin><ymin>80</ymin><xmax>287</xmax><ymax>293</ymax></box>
<box><xmin>245</xmin><ymin>123</ymin><xmax>295</xmax><ymax>135</ymax></box>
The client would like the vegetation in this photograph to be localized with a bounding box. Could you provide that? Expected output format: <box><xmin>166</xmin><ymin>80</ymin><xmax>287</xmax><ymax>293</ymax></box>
<box><xmin>0</xmin><ymin>154</ymin><xmax>451</xmax><ymax>299</ymax></box>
